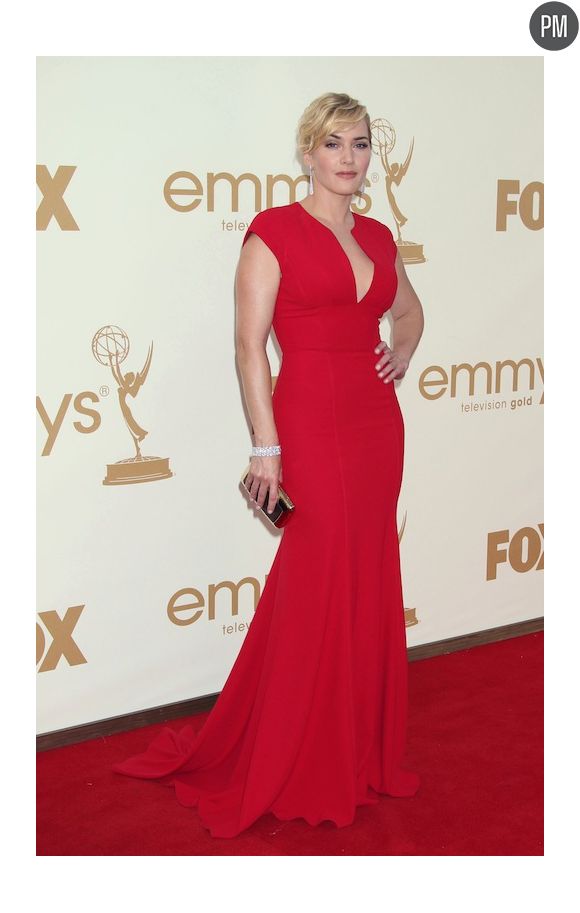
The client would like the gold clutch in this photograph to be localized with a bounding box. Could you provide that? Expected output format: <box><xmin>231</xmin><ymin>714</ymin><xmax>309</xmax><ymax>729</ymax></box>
<box><xmin>240</xmin><ymin>464</ymin><xmax>295</xmax><ymax>528</ymax></box>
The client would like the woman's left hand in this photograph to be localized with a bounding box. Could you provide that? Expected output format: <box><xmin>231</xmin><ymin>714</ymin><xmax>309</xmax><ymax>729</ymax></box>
<box><xmin>374</xmin><ymin>341</ymin><xmax>409</xmax><ymax>383</ymax></box>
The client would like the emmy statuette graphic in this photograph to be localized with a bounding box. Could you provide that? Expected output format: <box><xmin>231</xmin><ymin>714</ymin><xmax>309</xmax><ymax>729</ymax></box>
<box><xmin>369</xmin><ymin>118</ymin><xmax>426</xmax><ymax>265</ymax></box>
<box><xmin>92</xmin><ymin>325</ymin><xmax>173</xmax><ymax>485</ymax></box>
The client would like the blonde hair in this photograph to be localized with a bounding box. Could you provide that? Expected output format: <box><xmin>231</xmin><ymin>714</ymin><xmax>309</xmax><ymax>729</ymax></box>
<box><xmin>296</xmin><ymin>92</ymin><xmax>372</xmax><ymax>157</ymax></box>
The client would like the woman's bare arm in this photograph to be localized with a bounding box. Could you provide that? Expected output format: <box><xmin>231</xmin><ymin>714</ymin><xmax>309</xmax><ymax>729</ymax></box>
<box><xmin>235</xmin><ymin>233</ymin><xmax>282</xmax><ymax>512</ymax></box>
<box><xmin>375</xmin><ymin>251</ymin><xmax>425</xmax><ymax>383</ymax></box>
<box><xmin>390</xmin><ymin>251</ymin><xmax>424</xmax><ymax>362</ymax></box>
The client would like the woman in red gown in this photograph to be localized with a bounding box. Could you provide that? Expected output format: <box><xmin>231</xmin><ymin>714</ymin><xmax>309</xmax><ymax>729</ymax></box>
<box><xmin>112</xmin><ymin>92</ymin><xmax>425</xmax><ymax>838</ymax></box>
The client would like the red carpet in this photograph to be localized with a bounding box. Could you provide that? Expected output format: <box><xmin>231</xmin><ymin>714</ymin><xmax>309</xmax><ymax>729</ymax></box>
<box><xmin>36</xmin><ymin>630</ymin><xmax>543</xmax><ymax>855</ymax></box>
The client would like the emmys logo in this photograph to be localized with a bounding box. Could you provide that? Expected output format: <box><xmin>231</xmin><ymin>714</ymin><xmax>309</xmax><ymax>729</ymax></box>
<box><xmin>92</xmin><ymin>325</ymin><xmax>173</xmax><ymax>486</ymax></box>
<box><xmin>165</xmin><ymin>114</ymin><xmax>425</xmax><ymax>265</ymax></box>
<box><xmin>369</xmin><ymin>119</ymin><xmax>425</xmax><ymax>264</ymax></box>
<box><xmin>486</xmin><ymin>524</ymin><xmax>544</xmax><ymax>580</ymax></box>
<box><xmin>419</xmin><ymin>356</ymin><xmax>544</xmax><ymax>407</ymax></box>
<box><xmin>37</xmin><ymin>605</ymin><xmax>87</xmax><ymax>673</ymax></box>
<box><xmin>37</xmin><ymin>392</ymin><xmax>102</xmax><ymax>456</ymax></box>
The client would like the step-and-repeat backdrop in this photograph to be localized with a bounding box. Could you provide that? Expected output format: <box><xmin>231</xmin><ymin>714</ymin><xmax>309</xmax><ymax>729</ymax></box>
<box><xmin>36</xmin><ymin>57</ymin><xmax>543</xmax><ymax>735</ymax></box>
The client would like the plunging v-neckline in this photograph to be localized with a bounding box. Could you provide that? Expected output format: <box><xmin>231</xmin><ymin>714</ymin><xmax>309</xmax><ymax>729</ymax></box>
<box><xmin>295</xmin><ymin>201</ymin><xmax>376</xmax><ymax>305</ymax></box>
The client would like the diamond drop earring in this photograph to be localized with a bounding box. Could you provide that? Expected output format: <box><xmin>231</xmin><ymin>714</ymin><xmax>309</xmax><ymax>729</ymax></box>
<box><xmin>309</xmin><ymin>164</ymin><xmax>314</xmax><ymax>195</ymax></box>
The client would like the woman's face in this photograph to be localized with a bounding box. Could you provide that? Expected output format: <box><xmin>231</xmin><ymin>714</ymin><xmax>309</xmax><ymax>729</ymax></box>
<box><xmin>305</xmin><ymin>119</ymin><xmax>372</xmax><ymax>196</ymax></box>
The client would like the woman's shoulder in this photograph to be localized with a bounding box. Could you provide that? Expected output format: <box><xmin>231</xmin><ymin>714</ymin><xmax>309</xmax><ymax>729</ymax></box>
<box><xmin>247</xmin><ymin>203</ymin><xmax>296</xmax><ymax>227</ymax></box>
<box><xmin>243</xmin><ymin>204</ymin><xmax>295</xmax><ymax>247</ymax></box>
<box><xmin>242</xmin><ymin>204</ymin><xmax>295</xmax><ymax>258</ymax></box>
<box><xmin>356</xmin><ymin>210</ymin><xmax>395</xmax><ymax>240</ymax></box>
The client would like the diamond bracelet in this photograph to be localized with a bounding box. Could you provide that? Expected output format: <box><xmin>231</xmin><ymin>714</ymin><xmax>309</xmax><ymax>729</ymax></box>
<box><xmin>251</xmin><ymin>445</ymin><xmax>282</xmax><ymax>456</ymax></box>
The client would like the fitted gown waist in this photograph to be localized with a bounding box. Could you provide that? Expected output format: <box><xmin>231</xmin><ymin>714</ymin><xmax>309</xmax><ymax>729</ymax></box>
<box><xmin>272</xmin><ymin>347</ymin><xmax>402</xmax><ymax>447</ymax></box>
<box><xmin>273</xmin><ymin>303</ymin><xmax>384</xmax><ymax>353</ymax></box>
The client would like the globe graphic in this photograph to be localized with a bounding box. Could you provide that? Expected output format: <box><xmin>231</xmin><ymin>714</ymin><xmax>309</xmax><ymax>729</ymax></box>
<box><xmin>370</xmin><ymin>118</ymin><xmax>396</xmax><ymax>155</ymax></box>
<box><xmin>92</xmin><ymin>325</ymin><xmax>130</xmax><ymax>366</ymax></box>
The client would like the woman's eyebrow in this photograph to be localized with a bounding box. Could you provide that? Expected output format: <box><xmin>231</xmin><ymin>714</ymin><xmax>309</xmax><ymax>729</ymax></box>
<box><xmin>328</xmin><ymin>133</ymin><xmax>369</xmax><ymax>141</ymax></box>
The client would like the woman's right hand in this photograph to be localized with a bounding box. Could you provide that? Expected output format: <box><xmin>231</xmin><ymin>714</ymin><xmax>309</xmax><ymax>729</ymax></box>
<box><xmin>244</xmin><ymin>454</ymin><xmax>282</xmax><ymax>514</ymax></box>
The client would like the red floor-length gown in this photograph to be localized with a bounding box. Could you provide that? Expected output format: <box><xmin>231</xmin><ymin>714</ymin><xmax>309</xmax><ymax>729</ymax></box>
<box><xmin>112</xmin><ymin>201</ymin><xmax>421</xmax><ymax>837</ymax></box>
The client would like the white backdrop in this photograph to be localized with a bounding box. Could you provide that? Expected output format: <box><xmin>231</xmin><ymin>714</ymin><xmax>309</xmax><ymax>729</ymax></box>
<box><xmin>36</xmin><ymin>56</ymin><xmax>543</xmax><ymax>735</ymax></box>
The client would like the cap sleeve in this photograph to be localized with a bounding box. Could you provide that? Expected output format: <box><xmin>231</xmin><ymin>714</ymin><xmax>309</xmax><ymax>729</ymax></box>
<box><xmin>382</xmin><ymin>222</ymin><xmax>398</xmax><ymax>262</ymax></box>
<box><xmin>241</xmin><ymin>208</ymin><xmax>286</xmax><ymax>274</ymax></box>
